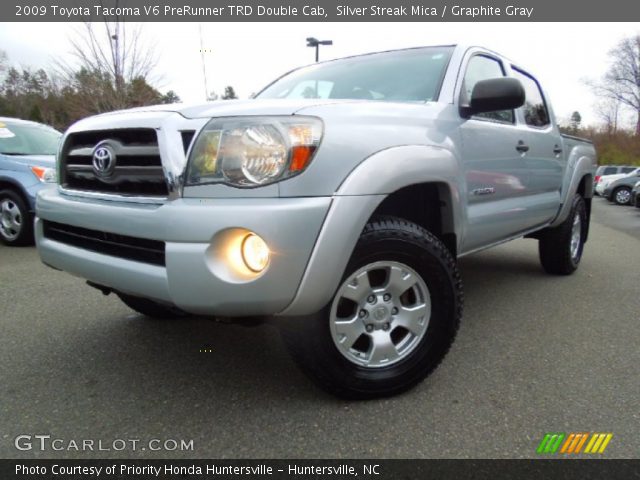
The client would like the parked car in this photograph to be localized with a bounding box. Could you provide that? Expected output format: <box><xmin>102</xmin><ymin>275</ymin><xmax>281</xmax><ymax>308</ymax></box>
<box><xmin>594</xmin><ymin>165</ymin><xmax>636</xmax><ymax>195</ymax></box>
<box><xmin>630</xmin><ymin>180</ymin><xmax>640</xmax><ymax>208</ymax></box>
<box><xmin>35</xmin><ymin>45</ymin><xmax>597</xmax><ymax>398</ymax></box>
<box><xmin>603</xmin><ymin>170</ymin><xmax>640</xmax><ymax>205</ymax></box>
<box><xmin>595</xmin><ymin>167</ymin><xmax>640</xmax><ymax>196</ymax></box>
<box><xmin>594</xmin><ymin>165</ymin><xmax>636</xmax><ymax>188</ymax></box>
<box><xmin>0</xmin><ymin>118</ymin><xmax>60</xmax><ymax>246</ymax></box>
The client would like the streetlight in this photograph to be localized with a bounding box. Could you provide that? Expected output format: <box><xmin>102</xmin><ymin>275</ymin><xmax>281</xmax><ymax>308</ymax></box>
<box><xmin>306</xmin><ymin>37</ymin><xmax>333</xmax><ymax>62</ymax></box>
<box><xmin>199</xmin><ymin>24</ymin><xmax>211</xmax><ymax>101</ymax></box>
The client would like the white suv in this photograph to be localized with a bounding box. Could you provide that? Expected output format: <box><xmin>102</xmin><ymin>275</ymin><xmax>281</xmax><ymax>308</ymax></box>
<box><xmin>595</xmin><ymin>167</ymin><xmax>640</xmax><ymax>196</ymax></box>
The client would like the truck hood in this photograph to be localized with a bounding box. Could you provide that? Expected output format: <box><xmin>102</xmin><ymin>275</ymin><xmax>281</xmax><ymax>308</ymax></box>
<box><xmin>96</xmin><ymin>98</ymin><xmax>410</xmax><ymax>119</ymax></box>
<box><xmin>1</xmin><ymin>153</ymin><xmax>55</xmax><ymax>169</ymax></box>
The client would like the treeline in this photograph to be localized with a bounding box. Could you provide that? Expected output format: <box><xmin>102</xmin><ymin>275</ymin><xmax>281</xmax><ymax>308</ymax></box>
<box><xmin>560</xmin><ymin>124</ymin><xmax>640</xmax><ymax>166</ymax></box>
<box><xmin>0</xmin><ymin>63</ymin><xmax>179</xmax><ymax>132</ymax></box>
<box><xmin>0</xmin><ymin>23</ymin><xmax>181</xmax><ymax>132</ymax></box>
<box><xmin>589</xmin><ymin>130</ymin><xmax>640</xmax><ymax>166</ymax></box>
<box><xmin>0</xmin><ymin>56</ymin><xmax>239</xmax><ymax>133</ymax></box>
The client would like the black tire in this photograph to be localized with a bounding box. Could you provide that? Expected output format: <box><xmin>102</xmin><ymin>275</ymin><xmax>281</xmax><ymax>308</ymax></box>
<box><xmin>279</xmin><ymin>216</ymin><xmax>463</xmax><ymax>399</ymax></box>
<box><xmin>117</xmin><ymin>293</ymin><xmax>188</xmax><ymax>319</ymax></box>
<box><xmin>538</xmin><ymin>194</ymin><xmax>587</xmax><ymax>275</ymax></box>
<box><xmin>0</xmin><ymin>189</ymin><xmax>33</xmax><ymax>246</ymax></box>
<box><xmin>612</xmin><ymin>186</ymin><xmax>632</xmax><ymax>206</ymax></box>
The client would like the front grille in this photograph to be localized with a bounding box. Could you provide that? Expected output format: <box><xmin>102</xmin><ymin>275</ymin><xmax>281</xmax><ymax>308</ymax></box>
<box><xmin>42</xmin><ymin>220</ymin><xmax>166</xmax><ymax>266</ymax></box>
<box><xmin>61</xmin><ymin>128</ymin><xmax>169</xmax><ymax>197</ymax></box>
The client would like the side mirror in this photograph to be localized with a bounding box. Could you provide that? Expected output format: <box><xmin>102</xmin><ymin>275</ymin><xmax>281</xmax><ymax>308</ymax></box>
<box><xmin>461</xmin><ymin>77</ymin><xmax>525</xmax><ymax>118</ymax></box>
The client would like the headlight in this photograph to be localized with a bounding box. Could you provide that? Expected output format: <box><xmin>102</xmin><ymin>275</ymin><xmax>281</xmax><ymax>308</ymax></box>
<box><xmin>186</xmin><ymin>116</ymin><xmax>322</xmax><ymax>188</ymax></box>
<box><xmin>30</xmin><ymin>166</ymin><xmax>57</xmax><ymax>183</ymax></box>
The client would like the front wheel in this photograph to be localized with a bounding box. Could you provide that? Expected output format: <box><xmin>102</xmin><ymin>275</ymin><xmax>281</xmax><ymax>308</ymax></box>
<box><xmin>0</xmin><ymin>189</ymin><xmax>33</xmax><ymax>246</ymax></box>
<box><xmin>538</xmin><ymin>194</ymin><xmax>587</xmax><ymax>275</ymax></box>
<box><xmin>613</xmin><ymin>186</ymin><xmax>632</xmax><ymax>206</ymax></box>
<box><xmin>279</xmin><ymin>216</ymin><xmax>463</xmax><ymax>399</ymax></box>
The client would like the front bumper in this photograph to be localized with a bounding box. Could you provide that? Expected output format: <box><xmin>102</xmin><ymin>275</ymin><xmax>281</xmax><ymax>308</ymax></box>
<box><xmin>36</xmin><ymin>188</ymin><xmax>331</xmax><ymax>316</ymax></box>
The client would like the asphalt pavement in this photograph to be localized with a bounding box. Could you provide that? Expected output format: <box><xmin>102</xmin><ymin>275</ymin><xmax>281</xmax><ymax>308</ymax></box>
<box><xmin>1</xmin><ymin>197</ymin><xmax>638</xmax><ymax>459</ymax></box>
<box><xmin>591</xmin><ymin>193</ymin><xmax>640</xmax><ymax>240</ymax></box>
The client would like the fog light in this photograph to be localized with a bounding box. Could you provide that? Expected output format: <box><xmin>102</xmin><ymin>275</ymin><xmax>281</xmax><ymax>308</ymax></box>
<box><xmin>241</xmin><ymin>233</ymin><xmax>270</xmax><ymax>272</ymax></box>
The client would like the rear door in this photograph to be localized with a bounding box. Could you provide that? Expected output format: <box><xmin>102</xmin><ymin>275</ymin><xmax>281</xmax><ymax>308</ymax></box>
<box><xmin>511</xmin><ymin>68</ymin><xmax>564</xmax><ymax>225</ymax></box>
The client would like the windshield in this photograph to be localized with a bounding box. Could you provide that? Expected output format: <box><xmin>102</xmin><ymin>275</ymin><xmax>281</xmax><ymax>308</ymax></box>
<box><xmin>0</xmin><ymin>121</ymin><xmax>61</xmax><ymax>155</ymax></box>
<box><xmin>257</xmin><ymin>47</ymin><xmax>454</xmax><ymax>103</ymax></box>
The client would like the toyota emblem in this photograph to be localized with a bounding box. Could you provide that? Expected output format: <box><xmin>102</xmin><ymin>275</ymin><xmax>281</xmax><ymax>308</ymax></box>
<box><xmin>92</xmin><ymin>144</ymin><xmax>116</xmax><ymax>177</ymax></box>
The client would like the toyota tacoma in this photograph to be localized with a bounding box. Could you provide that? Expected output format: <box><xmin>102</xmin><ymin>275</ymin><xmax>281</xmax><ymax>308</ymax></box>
<box><xmin>36</xmin><ymin>45</ymin><xmax>597</xmax><ymax>398</ymax></box>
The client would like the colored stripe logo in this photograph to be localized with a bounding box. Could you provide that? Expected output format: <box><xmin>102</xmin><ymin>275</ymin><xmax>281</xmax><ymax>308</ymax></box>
<box><xmin>537</xmin><ymin>433</ymin><xmax>612</xmax><ymax>454</ymax></box>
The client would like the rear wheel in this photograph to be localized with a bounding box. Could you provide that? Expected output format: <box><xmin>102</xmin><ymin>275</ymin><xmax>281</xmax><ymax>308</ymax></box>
<box><xmin>0</xmin><ymin>189</ymin><xmax>33</xmax><ymax>246</ymax></box>
<box><xmin>117</xmin><ymin>293</ymin><xmax>188</xmax><ymax>319</ymax></box>
<box><xmin>280</xmin><ymin>216</ymin><xmax>463</xmax><ymax>399</ymax></box>
<box><xmin>538</xmin><ymin>194</ymin><xmax>586</xmax><ymax>275</ymax></box>
<box><xmin>613</xmin><ymin>186</ymin><xmax>632</xmax><ymax>206</ymax></box>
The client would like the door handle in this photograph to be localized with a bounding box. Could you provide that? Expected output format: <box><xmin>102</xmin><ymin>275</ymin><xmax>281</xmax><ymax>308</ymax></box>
<box><xmin>553</xmin><ymin>145</ymin><xmax>563</xmax><ymax>155</ymax></box>
<box><xmin>516</xmin><ymin>141</ymin><xmax>529</xmax><ymax>153</ymax></box>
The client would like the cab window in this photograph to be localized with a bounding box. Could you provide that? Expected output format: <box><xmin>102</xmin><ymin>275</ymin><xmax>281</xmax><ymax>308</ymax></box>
<box><xmin>461</xmin><ymin>55</ymin><xmax>514</xmax><ymax>124</ymax></box>
<box><xmin>512</xmin><ymin>68</ymin><xmax>550</xmax><ymax>127</ymax></box>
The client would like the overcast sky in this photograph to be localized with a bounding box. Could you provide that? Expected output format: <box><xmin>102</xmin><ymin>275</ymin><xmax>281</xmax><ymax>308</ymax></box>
<box><xmin>0</xmin><ymin>22</ymin><xmax>638</xmax><ymax>127</ymax></box>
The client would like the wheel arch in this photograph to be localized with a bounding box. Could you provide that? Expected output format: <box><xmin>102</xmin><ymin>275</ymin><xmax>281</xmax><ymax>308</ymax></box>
<box><xmin>576</xmin><ymin>173</ymin><xmax>593</xmax><ymax>241</ymax></box>
<box><xmin>550</xmin><ymin>153</ymin><xmax>595</xmax><ymax>229</ymax></box>
<box><xmin>370</xmin><ymin>182</ymin><xmax>458</xmax><ymax>257</ymax></box>
<box><xmin>279</xmin><ymin>145</ymin><xmax>462</xmax><ymax>316</ymax></box>
<box><xmin>0</xmin><ymin>176</ymin><xmax>36</xmax><ymax>212</ymax></box>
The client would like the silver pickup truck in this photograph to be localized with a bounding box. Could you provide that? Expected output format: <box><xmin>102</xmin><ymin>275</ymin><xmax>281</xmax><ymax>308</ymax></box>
<box><xmin>36</xmin><ymin>45</ymin><xmax>596</xmax><ymax>398</ymax></box>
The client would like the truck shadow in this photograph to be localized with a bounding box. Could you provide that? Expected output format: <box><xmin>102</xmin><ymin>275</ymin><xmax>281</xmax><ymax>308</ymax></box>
<box><xmin>458</xmin><ymin>239</ymin><xmax>546</xmax><ymax>283</ymax></box>
<box><xmin>59</xmin><ymin>241</ymin><xmax>550</xmax><ymax>403</ymax></box>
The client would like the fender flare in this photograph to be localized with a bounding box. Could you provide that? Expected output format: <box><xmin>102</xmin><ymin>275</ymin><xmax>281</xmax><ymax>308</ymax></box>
<box><xmin>278</xmin><ymin>145</ymin><xmax>462</xmax><ymax>316</ymax></box>
<box><xmin>549</xmin><ymin>151</ymin><xmax>595</xmax><ymax>228</ymax></box>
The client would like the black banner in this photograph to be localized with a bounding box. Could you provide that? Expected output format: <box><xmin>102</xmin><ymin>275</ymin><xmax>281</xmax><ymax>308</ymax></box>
<box><xmin>3</xmin><ymin>0</ymin><xmax>640</xmax><ymax>22</ymax></box>
<box><xmin>3</xmin><ymin>460</ymin><xmax>640</xmax><ymax>480</ymax></box>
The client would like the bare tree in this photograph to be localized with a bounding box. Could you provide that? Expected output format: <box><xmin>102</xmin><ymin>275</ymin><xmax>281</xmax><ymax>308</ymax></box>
<box><xmin>591</xmin><ymin>34</ymin><xmax>640</xmax><ymax>135</ymax></box>
<box><xmin>58</xmin><ymin>19</ymin><xmax>159</xmax><ymax>112</ymax></box>
<box><xmin>594</xmin><ymin>97</ymin><xmax>621</xmax><ymax>136</ymax></box>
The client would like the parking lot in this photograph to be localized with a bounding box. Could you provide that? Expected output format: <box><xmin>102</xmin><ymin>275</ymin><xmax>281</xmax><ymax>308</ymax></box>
<box><xmin>1</xmin><ymin>197</ymin><xmax>639</xmax><ymax>459</ymax></box>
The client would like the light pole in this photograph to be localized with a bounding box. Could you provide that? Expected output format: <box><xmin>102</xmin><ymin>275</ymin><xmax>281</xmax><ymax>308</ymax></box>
<box><xmin>199</xmin><ymin>24</ymin><xmax>210</xmax><ymax>101</ymax></box>
<box><xmin>306</xmin><ymin>37</ymin><xmax>333</xmax><ymax>62</ymax></box>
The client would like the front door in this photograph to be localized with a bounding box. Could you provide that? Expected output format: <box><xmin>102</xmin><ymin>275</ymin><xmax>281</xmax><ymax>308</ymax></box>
<box><xmin>458</xmin><ymin>54</ymin><xmax>532</xmax><ymax>253</ymax></box>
